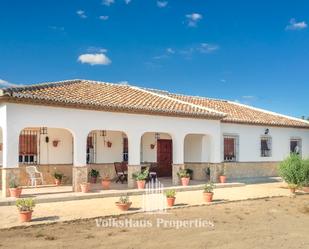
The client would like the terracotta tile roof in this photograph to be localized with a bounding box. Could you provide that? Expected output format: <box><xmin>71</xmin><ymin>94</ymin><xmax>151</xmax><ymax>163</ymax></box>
<box><xmin>1</xmin><ymin>79</ymin><xmax>308</xmax><ymax>128</ymax></box>
<box><xmin>168</xmin><ymin>93</ymin><xmax>309</xmax><ymax>129</ymax></box>
<box><xmin>0</xmin><ymin>80</ymin><xmax>225</xmax><ymax>119</ymax></box>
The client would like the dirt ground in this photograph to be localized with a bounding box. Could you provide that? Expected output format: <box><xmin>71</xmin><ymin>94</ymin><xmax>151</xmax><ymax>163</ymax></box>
<box><xmin>0</xmin><ymin>195</ymin><xmax>308</xmax><ymax>249</ymax></box>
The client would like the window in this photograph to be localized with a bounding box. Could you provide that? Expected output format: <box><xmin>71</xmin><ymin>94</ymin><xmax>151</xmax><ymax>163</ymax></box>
<box><xmin>19</xmin><ymin>131</ymin><xmax>38</xmax><ymax>164</ymax></box>
<box><xmin>87</xmin><ymin>132</ymin><xmax>96</xmax><ymax>164</ymax></box>
<box><xmin>223</xmin><ymin>135</ymin><xmax>238</xmax><ymax>162</ymax></box>
<box><xmin>290</xmin><ymin>138</ymin><xmax>302</xmax><ymax>155</ymax></box>
<box><xmin>261</xmin><ymin>136</ymin><xmax>272</xmax><ymax>157</ymax></box>
<box><xmin>123</xmin><ymin>137</ymin><xmax>128</xmax><ymax>162</ymax></box>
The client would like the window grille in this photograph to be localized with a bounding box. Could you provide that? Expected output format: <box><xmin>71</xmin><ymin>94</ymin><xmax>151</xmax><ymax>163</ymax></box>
<box><xmin>261</xmin><ymin>136</ymin><xmax>272</xmax><ymax>157</ymax></box>
<box><xmin>19</xmin><ymin>129</ymin><xmax>39</xmax><ymax>164</ymax></box>
<box><xmin>87</xmin><ymin>132</ymin><xmax>97</xmax><ymax>164</ymax></box>
<box><xmin>290</xmin><ymin>138</ymin><xmax>302</xmax><ymax>156</ymax></box>
<box><xmin>223</xmin><ymin>135</ymin><xmax>239</xmax><ymax>162</ymax></box>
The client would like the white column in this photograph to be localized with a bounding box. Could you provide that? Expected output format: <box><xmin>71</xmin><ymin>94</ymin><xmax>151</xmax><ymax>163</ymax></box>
<box><xmin>127</xmin><ymin>131</ymin><xmax>142</xmax><ymax>165</ymax></box>
<box><xmin>210</xmin><ymin>133</ymin><xmax>222</xmax><ymax>163</ymax></box>
<box><xmin>2</xmin><ymin>126</ymin><xmax>19</xmax><ymax>169</ymax></box>
<box><xmin>1</xmin><ymin>125</ymin><xmax>20</xmax><ymax>197</ymax></box>
<box><xmin>126</xmin><ymin>131</ymin><xmax>142</xmax><ymax>188</ymax></box>
<box><xmin>73</xmin><ymin>130</ymin><xmax>88</xmax><ymax>166</ymax></box>
<box><xmin>72</xmin><ymin>129</ymin><xmax>88</xmax><ymax>192</ymax></box>
<box><xmin>172</xmin><ymin>134</ymin><xmax>185</xmax><ymax>164</ymax></box>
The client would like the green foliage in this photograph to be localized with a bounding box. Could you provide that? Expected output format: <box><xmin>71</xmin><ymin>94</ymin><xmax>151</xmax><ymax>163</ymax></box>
<box><xmin>118</xmin><ymin>195</ymin><xmax>130</xmax><ymax>204</ymax></box>
<box><xmin>89</xmin><ymin>169</ymin><xmax>100</xmax><ymax>178</ymax></box>
<box><xmin>9</xmin><ymin>179</ymin><xmax>18</xmax><ymax>188</ymax></box>
<box><xmin>53</xmin><ymin>172</ymin><xmax>64</xmax><ymax>180</ymax></box>
<box><xmin>177</xmin><ymin>169</ymin><xmax>190</xmax><ymax>178</ymax></box>
<box><xmin>278</xmin><ymin>154</ymin><xmax>308</xmax><ymax>186</ymax></box>
<box><xmin>203</xmin><ymin>182</ymin><xmax>215</xmax><ymax>193</ymax></box>
<box><xmin>132</xmin><ymin>168</ymin><xmax>149</xmax><ymax>181</ymax></box>
<box><xmin>165</xmin><ymin>189</ymin><xmax>176</xmax><ymax>198</ymax></box>
<box><xmin>16</xmin><ymin>198</ymin><xmax>35</xmax><ymax>212</ymax></box>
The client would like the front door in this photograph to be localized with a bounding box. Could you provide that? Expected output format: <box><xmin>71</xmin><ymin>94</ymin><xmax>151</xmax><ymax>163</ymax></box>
<box><xmin>156</xmin><ymin>139</ymin><xmax>173</xmax><ymax>177</ymax></box>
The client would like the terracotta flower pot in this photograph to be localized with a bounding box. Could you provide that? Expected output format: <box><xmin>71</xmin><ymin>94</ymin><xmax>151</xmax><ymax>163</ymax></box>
<box><xmin>102</xmin><ymin>179</ymin><xmax>111</xmax><ymax>190</ymax></box>
<box><xmin>54</xmin><ymin>179</ymin><xmax>61</xmax><ymax>186</ymax></box>
<box><xmin>166</xmin><ymin>197</ymin><xmax>176</xmax><ymax>207</ymax></box>
<box><xmin>181</xmin><ymin>177</ymin><xmax>190</xmax><ymax>186</ymax></box>
<box><xmin>136</xmin><ymin>180</ymin><xmax>146</xmax><ymax>189</ymax></box>
<box><xmin>90</xmin><ymin>176</ymin><xmax>97</xmax><ymax>184</ymax></box>
<box><xmin>203</xmin><ymin>192</ymin><xmax>214</xmax><ymax>202</ymax></box>
<box><xmin>219</xmin><ymin>175</ymin><xmax>227</xmax><ymax>183</ymax></box>
<box><xmin>302</xmin><ymin>186</ymin><xmax>309</xmax><ymax>193</ymax></box>
<box><xmin>19</xmin><ymin>211</ymin><xmax>33</xmax><ymax>222</ymax></box>
<box><xmin>9</xmin><ymin>187</ymin><xmax>22</xmax><ymax>198</ymax></box>
<box><xmin>80</xmin><ymin>183</ymin><xmax>91</xmax><ymax>193</ymax></box>
<box><xmin>115</xmin><ymin>202</ymin><xmax>132</xmax><ymax>211</ymax></box>
<box><xmin>289</xmin><ymin>187</ymin><xmax>296</xmax><ymax>194</ymax></box>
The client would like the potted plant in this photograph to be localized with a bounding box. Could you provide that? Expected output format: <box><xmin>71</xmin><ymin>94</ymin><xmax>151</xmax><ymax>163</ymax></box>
<box><xmin>101</xmin><ymin>175</ymin><xmax>111</xmax><ymax>190</ymax></box>
<box><xmin>107</xmin><ymin>141</ymin><xmax>112</xmax><ymax>148</ymax></box>
<box><xmin>186</xmin><ymin>168</ymin><xmax>194</xmax><ymax>180</ymax></box>
<box><xmin>89</xmin><ymin>169</ymin><xmax>100</xmax><ymax>183</ymax></box>
<box><xmin>165</xmin><ymin>189</ymin><xmax>176</xmax><ymax>207</ymax></box>
<box><xmin>132</xmin><ymin>168</ymin><xmax>149</xmax><ymax>189</ymax></box>
<box><xmin>219</xmin><ymin>166</ymin><xmax>227</xmax><ymax>183</ymax></box>
<box><xmin>9</xmin><ymin>179</ymin><xmax>22</xmax><ymax>198</ymax></box>
<box><xmin>53</xmin><ymin>172</ymin><xmax>64</xmax><ymax>186</ymax></box>
<box><xmin>80</xmin><ymin>182</ymin><xmax>91</xmax><ymax>193</ymax></box>
<box><xmin>16</xmin><ymin>198</ymin><xmax>35</xmax><ymax>222</ymax></box>
<box><xmin>203</xmin><ymin>182</ymin><xmax>215</xmax><ymax>202</ymax></box>
<box><xmin>177</xmin><ymin>169</ymin><xmax>190</xmax><ymax>186</ymax></box>
<box><xmin>279</xmin><ymin>154</ymin><xmax>306</xmax><ymax>194</ymax></box>
<box><xmin>115</xmin><ymin>195</ymin><xmax>132</xmax><ymax>211</ymax></box>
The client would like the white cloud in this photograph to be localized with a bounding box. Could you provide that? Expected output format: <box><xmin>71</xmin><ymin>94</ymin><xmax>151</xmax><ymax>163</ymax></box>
<box><xmin>286</xmin><ymin>18</ymin><xmax>307</xmax><ymax>30</ymax></box>
<box><xmin>157</xmin><ymin>1</ymin><xmax>168</xmax><ymax>8</ymax></box>
<box><xmin>185</xmin><ymin>13</ymin><xmax>202</xmax><ymax>27</ymax></box>
<box><xmin>166</xmin><ymin>48</ymin><xmax>175</xmax><ymax>54</ymax></box>
<box><xmin>102</xmin><ymin>0</ymin><xmax>115</xmax><ymax>6</ymax></box>
<box><xmin>76</xmin><ymin>10</ymin><xmax>87</xmax><ymax>19</ymax></box>
<box><xmin>197</xmin><ymin>43</ymin><xmax>219</xmax><ymax>53</ymax></box>
<box><xmin>124</xmin><ymin>0</ymin><xmax>131</xmax><ymax>4</ymax></box>
<box><xmin>86</xmin><ymin>47</ymin><xmax>108</xmax><ymax>53</ymax></box>
<box><xmin>99</xmin><ymin>16</ymin><xmax>109</xmax><ymax>21</ymax></box>
<box><xmin>49</xmin><ymin>26</ymin><xmax>65</xmax><ymax>31</ymax></box>
<box><xmin>78</xmin><ymin>53</ymin><xmax>111</xmax><ymax>66</ymax></box>
<box><xmin>0</xmin><ymin>79</ymin><xmax>19</xmax><ymax>88</ymax></box>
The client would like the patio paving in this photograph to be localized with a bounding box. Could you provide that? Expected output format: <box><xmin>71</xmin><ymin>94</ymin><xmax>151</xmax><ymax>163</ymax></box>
<box><xmin>0</xmin><ymin>180</ymin><xmax>303</xmax><ymax>229</ymax></box>
<box><xmin>0</xmin><ymin>177</ymin><xmax>245</xmax><ymax>206</ymax></box>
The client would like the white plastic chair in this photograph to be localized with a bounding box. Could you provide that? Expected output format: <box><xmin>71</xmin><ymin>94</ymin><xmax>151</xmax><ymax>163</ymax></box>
<box><xmin>26</xmin><ymin>166</ymin><xmax>44</xmax><ymax>187</ymax></box>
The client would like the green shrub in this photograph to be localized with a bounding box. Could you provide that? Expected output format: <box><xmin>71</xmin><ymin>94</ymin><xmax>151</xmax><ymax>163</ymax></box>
<box><xmin>279</xmin><ymin>154</ymin><xmax>307</xmax><ymax>186</ymax></box>
<box><xmin>165</xmin><ymin>189</ymin><xmax>176</xmax><ymax>198</ymax></box>
<box><xmin>204</xmin><ymin>182</ymin><xmax>215</xmax><ymax>193</ymax></box>
<box><xmin>132</xmin><ymin>168</ymin><xmax>149</xmax><ymax>181</ymax></box>
<box><xmin>16</xmin><ymin>198</ymin><xmax>35</xmax><ymax>212</ymax></box>
<box><xmin>53</xmin><ymin>172</ymin><xmax>64</xmax><ymax>180</ymax></box>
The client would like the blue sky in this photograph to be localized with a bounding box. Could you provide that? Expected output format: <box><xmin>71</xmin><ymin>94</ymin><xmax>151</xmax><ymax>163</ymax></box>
<box><xmin>0</xmin><ymin>0</ymin><xmax>309</xmax><ymax>118</ymax></box>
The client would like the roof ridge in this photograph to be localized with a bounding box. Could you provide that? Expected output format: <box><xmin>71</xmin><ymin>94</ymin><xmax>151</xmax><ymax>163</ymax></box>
<box><xmin>228</xmin><ymin>100</ymin><xmax>309</xmax><ymax>125</ymax></box>
<box><xmin>1</xmin><ymin>79</ymin><xmax>83</xmax><ymax>95</ymax></box>
<box><xmin>168</xmin><ymin>92</ymin><xmax>229</xmax><ymax>102</ymax></box>
<box><xmin>133</xmin><ymin>86</ymin><xmax>227</xmax><ymax>117</ymax></box>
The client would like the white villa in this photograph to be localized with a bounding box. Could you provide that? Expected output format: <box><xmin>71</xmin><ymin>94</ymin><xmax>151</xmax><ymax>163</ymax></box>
<box><xmin>0</xmin><ymin>79</ymin><xmax>308</xmax><ymax>197</ymax></box>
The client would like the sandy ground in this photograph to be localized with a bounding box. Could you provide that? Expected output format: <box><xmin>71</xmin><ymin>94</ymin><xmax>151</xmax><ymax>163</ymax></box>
<box><xmin>0</xmin><ymin>182</ymin><xmax>292</xmax><ymax>228</ymax></box>
<box><xmin>0</xmin><ymin>195</ymin><xmax>308</xmax><ymax>249</ymax></box>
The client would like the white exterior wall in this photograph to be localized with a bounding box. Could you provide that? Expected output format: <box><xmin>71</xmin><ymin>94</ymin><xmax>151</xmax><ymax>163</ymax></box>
<box><xmin>184</xmin><ymin>134</ymin><xmax>212</xmax><ymax>163</ymax></box>
<box><xmin>221</xmin><ymin>123</ymin><xmax>309</xmax><ymax>162</ymax></box>
<box><xmin>141</xmin><ymin>133</ymin><xmax>172</xmax><ymax>162</ymax></box>
<box><xmin>39</xmin><ymin>128</ymin><xmax>73</xmax><ymax>164</ymax></box>
<box><xmin>92</xmin><ymin>130</ymin><xmax>124</xmax><ymax>163</ymax></box>
<box><xmin>1</xmin><ymin>103</ymin><xmax>222</xmax><ymax>167</ymax></box>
